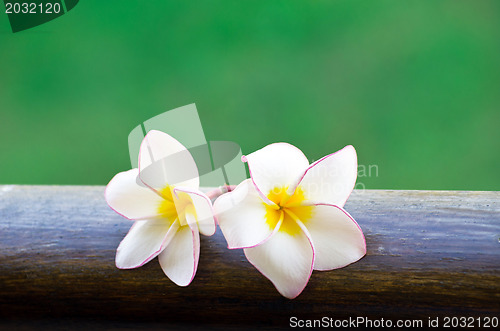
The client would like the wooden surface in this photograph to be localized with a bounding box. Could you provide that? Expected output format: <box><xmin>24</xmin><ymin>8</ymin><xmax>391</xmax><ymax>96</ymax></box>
<box><xmin>0</xmin><ymin>185</ymin><xmax>499</xmax><ymax>329</ymax></box>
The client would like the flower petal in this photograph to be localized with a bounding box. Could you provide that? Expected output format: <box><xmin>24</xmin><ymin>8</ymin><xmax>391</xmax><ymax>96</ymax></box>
<box><xmin>115</xmin><ymin>219</ymin><xmax>178</xmax><ymax>269</ymax></box>
<box><xmin>244</xmin><ymin>224</ymin><xmax>314</xmax><ymax>299</ymax></box>
<box><xmin>295</xmin><ymin>145</ymin><xmax>357</xmax><ymax>207</ymax></box>
<box><xmin>306</xmin><ymin>204</ymin><xmax>366</xmax><ymax>271</ymax></box>
<box><xmin>242</xmin><ymin>143</ymin><xmax>309</xmax><ymax>201</ymax></box>
<box><xmin>214</xmin><ymin>179</ymin><xmax>276</xmax><ymax>249</ymax></box>
<box><xmin>138</xmin><ymin>130</ymin><xmax>199</xmax><ymax>191</ymax></box>
<box><xmin>158</xmin><ymin>224</ymin><xmax>200</xmax><ymax>286</ymax></box>
<box><xmin>105</xmin><ymin>169</ymin><xmax>164</xmax><ymax>220</ymax></box>
<box><xmin>173</xmin><ymin>187</ymin><xmax>216</xmax><ymax>237</ymax></box>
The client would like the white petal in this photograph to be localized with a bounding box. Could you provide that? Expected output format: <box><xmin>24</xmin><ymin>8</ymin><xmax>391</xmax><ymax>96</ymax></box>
<box><xmin>115</xmin><ymin>219</ymin><xmax>178</xmax><ymax>269</ymax></box>
<box><xmin>214</xmin><ymin>179</ymin><xmax>276</xmax><ymax>249</ymax></box>
<box><xmin>173</xmin><ymin>187</ymin><xmax>216</xmax><ymax>236</ymax></box>
<box><xmin>158</xmin><ymin>224</ymin><xmax>200</xmax><ymax>286</ymax></box>
<box><xmin>138</xmin><ymin>130</ymin><xmax>199</xmax><ymax>190</ymax></box>
<box><xmin>242</xmin><ymin>143</ymin><xmax>309</xmax><ymax>201</ymax></box>
<box><xmin>306</xmin><ymin>204</ymin><xmax>365</xmax><ymax>271</ymax></box>
<box><xmin>105</xmin><ymin>169</ymin><xmax>164</xmax><ymax>220</ymax></box>
<box><xmin>295</xmin><ymin>145</ymin><xmax>357</xmax><ymax>207</ymax></box>
<box><xmin>244</xmin><ymin>224</ymin><xmax>314</xmax><ymax>299</ymax></box>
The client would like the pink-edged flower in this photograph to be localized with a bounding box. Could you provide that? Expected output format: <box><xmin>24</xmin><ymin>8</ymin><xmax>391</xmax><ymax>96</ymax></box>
<box><xmin>105</xmin><ymin>130</ymin><xmax>216</xmax><ymax>286</ymax></box>
<box><xmin>214</xmin><ymin>143</ymin><xmax>366</xmax><ymax>298</ymax></box>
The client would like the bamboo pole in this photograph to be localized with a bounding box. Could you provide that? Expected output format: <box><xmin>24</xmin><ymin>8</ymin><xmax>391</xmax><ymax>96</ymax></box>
<box><xmin>1</xmin><ymin>186</ymin><xmax>499</xmax><ymax>329</ymax></box>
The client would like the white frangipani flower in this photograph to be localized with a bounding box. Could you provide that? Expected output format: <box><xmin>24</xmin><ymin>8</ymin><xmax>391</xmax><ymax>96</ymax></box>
<box><xmin>105</xmin><ymin>130</ymin><xmax>216</xmax><ymax>286</ymax></box>
<box><xmin>214</xmin><ymin>143</ymin><xmax>366</xmax><ymax>299</ymax></box>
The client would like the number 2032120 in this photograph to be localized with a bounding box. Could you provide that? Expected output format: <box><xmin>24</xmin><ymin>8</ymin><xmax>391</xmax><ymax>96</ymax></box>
<box><xmin>5</xmin><ymin>2</ymin><xmax>62</xmax><ymax>14</ymax></box>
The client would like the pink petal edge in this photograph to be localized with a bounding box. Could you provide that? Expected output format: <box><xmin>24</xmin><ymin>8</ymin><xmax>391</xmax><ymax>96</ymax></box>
<box><xmin>311</xmin><ymin>202</ymin><xmax>367</xmax><ymax>267</ymax></box>
<box><xmin>104</xmin><ymin>169</ymin><xmax>161</xmax><ymax>221</ymax></box>
<box><xmin>173</xmin><ymin>186</ymin><xmax>217</xmax><ymax>236</ymax></box>
<box><xmin>292</xmin><ymin>145</ymin><xmax>358</xmax><ymax>206</ymax></box>
<box><xmin>241</xmin><ymin>154</ymin><xmax>275</xmax><ymax>206</ymax></box>
<box><xmin>241</xmin><ymin>142</ymin><xmax>309</xmax><ymax>201</ymax></box>
<box><xmin>244</xmin><ymin>219</ymin><xmax>315</xmax><ymax>299</ymax></box>
<box><xmin>184</xmin><ymin>225</ymin><xmax>200</xmax><ymax>286</ymax></box>
<box><xmin>115</xmin><ymin>220</ymin><xmax>179</xmax><ymax>269</ymax></box>
<box><xmin>226</xmin><ymin>208</ymin><xmax>284</xmax><ymax>250</ymax></box>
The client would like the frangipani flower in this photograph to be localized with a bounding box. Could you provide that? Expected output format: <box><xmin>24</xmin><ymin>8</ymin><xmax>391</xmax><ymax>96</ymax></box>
<box><xmin>105</xmin><ymin>130</ymin><xmax>216</xmax><ymax>286</ymax></box>
<box><xmin>214</xmin><ymin>143</ymin><xmax>366</xmax><ymax>298</ymax></box>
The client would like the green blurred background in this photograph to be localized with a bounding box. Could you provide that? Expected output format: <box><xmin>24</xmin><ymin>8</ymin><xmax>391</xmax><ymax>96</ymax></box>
<box><xmin>1</xmin><ymin>0</ymin><xmax>499</xmax><ymax>190</ymax></box>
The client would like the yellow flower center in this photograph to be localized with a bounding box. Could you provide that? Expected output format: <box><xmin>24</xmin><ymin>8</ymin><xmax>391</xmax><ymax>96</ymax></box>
<box><xmin>157</xmin><ymin>185</ymin><xmax>197</xmax><ymax>227</ymax></box>
<box><xmin>264</xmin><ymin>186</ymin><xmax>313</xmax><ymax>236</ymax></box>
